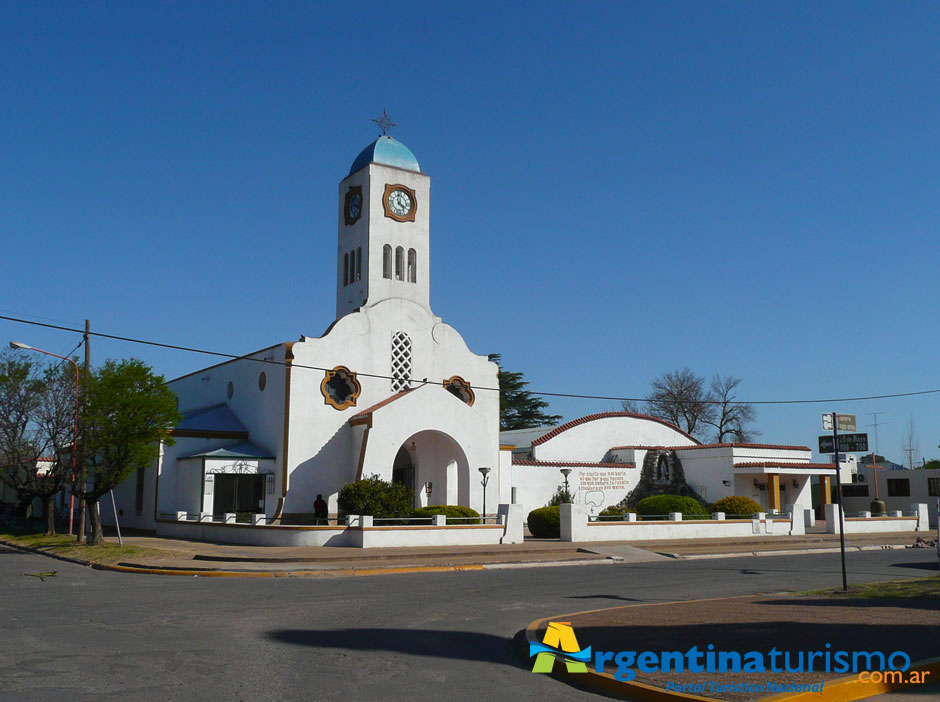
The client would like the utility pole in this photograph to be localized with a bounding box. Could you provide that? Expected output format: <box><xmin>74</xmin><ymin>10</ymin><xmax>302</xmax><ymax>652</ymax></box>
<box><xmin>832</xmin><ymin>412</ymin><xmax>848</xmax><ymax>591</ymax></box>
<box><xmin>76</xmin><ymin>319</ymin><xmax>90</xmax><ymax>543</ymax></box>
<box><xmin>866</xmin><ymin>412</ymin><xmax>887</xmax><ymax>500</ymax></box>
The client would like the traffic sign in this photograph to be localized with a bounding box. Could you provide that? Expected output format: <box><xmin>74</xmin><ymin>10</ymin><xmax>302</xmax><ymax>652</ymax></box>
<box><xmin>822</xmin><ymin>414</ymin><xmax>857</xmax><ymax>432</ymax></box>
<box><xmin>819</xmin><ymin>433</ymin><xmax>869</xmax><ymax>454</ymax></box>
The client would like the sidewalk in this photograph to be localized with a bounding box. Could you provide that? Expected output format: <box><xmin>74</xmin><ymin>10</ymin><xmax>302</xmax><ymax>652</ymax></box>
<box><xmin>82</xmin><ymin>530</ymin><xmax>926</xmax><ymax>576</ymax></box>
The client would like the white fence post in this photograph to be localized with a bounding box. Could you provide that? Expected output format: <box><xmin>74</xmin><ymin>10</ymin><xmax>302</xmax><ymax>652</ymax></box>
<box><xmin>560</xmin><ymin>503</ymin><xmax>588</xmax><ymax>542</ymax></box>
<box><xmin>252</xmin><ymin>513</ymin><xmax>266</xmax><ymax>525</ymax></box>
<box><xmin>498</xmin><ymin>503</ymin><xmax>524</xmax><ymax>544</ymax></box>
<box><xmin>431</xmin><ymin>514</ymin><xmax>446</xmax><ymax>526</ymax></box>
<box><xmin>785</xmin><ymin>504</ymin><xmax>804</xmax><ymax>536</ymax></box>
<box><xmin>669</xmin><ymin>512</ymin><xmax>682</xmax><ymax>521</ymax></box>
<box><xmin>711</xmin><ymin>512</ymin><xmax>725</xmax><ymax>521</ymax></box>
<box><xmin>825</xmin><ymin>504</ymin><xmax>842</xmax><ymax>534</ymax></box>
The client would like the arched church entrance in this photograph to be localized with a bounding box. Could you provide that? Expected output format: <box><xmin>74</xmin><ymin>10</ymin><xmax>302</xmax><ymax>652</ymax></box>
<box><xmin>395</xmin><ymin>430</ymin><xmax>470</xmax><ymax>508</ymax></box>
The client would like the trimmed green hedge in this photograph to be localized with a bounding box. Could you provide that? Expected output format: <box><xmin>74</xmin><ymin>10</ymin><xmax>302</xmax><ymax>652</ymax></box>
<box><xmin>527</xmin><ymin>506</ymin><xmax>561</xmax><ymax>538</ymax></box>
<box><xmin>413</xmin><ymin>505</ymin><xmax>480</xmax><ymax>520</ymax></box>
<box><xmin>711</xmin><ymin>496</ymin><xmax>762</xmax><ymax>517</ymax></box>
<box><xmin>635</xmin><ymin>494</ymin><xmax>708</xmax><ymax>517</ymax></box>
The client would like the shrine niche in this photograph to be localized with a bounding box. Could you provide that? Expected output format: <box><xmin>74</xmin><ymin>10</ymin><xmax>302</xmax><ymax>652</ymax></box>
<box><xmin>620</xmin><ymin>449</ymin><xmax>702</xmax><ymax>506</ymax></box>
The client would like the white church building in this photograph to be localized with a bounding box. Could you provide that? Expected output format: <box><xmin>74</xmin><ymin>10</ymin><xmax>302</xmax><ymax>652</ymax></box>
<box><xmin>109</xmin><ymin>133</ymin><xmax>507</xmax><ymax>530</ymax></box>
<box><xmin>105</xmin><ymin>129</ymin><xmax>845</xmax><ymax>539</ymax></box>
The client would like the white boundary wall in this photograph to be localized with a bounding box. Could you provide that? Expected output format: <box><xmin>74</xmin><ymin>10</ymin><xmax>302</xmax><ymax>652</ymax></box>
<box><xmin>155</xmin><ymin>503</ymin><xmax>524</xmax><ymax>548</ymax></box>
<box><xmin>560</xmin><ymin>504</ymin><xmax>801</xmax><ymax>542</ymax></box>
<box><xmin>824</xmin><ymin>503</ymin><xmax>927</xmax><ymax>534</ymax></box>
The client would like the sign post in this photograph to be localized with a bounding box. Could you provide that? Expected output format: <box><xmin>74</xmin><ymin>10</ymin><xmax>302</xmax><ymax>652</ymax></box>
<box><xmin>829</xmin><ymin>412</ymin><xmax>848</xmax><ymax>591</ymax></box>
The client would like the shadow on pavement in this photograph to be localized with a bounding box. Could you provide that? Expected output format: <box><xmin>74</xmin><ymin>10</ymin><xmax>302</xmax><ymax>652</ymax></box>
<box><xmin>266</xmin><ymin>628</ymin><xmax>530</xmax><ymax>669</ymax></box>
<box><xmin>891</xmin><ymin>561</ymin><xmax>940</xmax><ymax>571</ymax></box>
<box><xmin>566</xmin><ymin>594</ymin><xmax>642</xmax><ymax>602</ymax></box>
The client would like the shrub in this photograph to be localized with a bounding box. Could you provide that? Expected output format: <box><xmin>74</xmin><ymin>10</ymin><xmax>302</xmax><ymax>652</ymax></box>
<box><xmin>547</xmin><ymin>485</ymin><xmax>573</xmax><ymax>506</ymax></box>
<box><xmin>413</xmin><ymin>505</ymin><xmax>480</xmax><ymax>521</ymax></box>
<box><xmin>527</xmin><ymin>505</ymin><xmax>561</xmax><ymax>538</ymax></box>
<box><xmin>711</xmin><ymin>496</ymin><xmax>762</xmax><ymax>518</ymax></box>
<box><xmin>337</xmin><ymin>475</ymin><xmax>414</xmax><ymax>518</ymax></box>
<box><xmin>635</xmin><ymin>494</ymin><xmax>708</xmax><ymax>517</ymax></box>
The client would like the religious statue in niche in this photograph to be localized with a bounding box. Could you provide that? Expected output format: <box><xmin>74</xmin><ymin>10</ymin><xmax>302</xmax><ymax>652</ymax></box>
<box><xmin>618</xmin><ymin>449</ymin><xmax>703</xmax><ymax>507</ymax></box>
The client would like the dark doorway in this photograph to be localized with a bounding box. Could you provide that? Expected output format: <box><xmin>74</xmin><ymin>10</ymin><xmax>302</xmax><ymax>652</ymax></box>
<box><xmin>213</xmin><ymin>474</ymin><xmax>265</xmax><ymax>515</ymax></box>
<box><xmin>392</xmin><ymin>446</ymin><xmax>416</xmax><ymax>507</ymax></box>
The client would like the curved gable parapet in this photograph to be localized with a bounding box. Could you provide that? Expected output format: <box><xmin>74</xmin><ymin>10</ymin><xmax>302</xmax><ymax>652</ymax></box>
<box><xmin>531</xmin><ymin>412</ymin><xmax>699</xmax><ymax>463</ymax></box>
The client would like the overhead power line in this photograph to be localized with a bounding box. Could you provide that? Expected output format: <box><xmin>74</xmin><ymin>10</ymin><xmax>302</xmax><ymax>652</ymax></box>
<box><xmin>3</xmin><ymin>313</ymin><xmax>940</xmax><ymax>406</ymax></box>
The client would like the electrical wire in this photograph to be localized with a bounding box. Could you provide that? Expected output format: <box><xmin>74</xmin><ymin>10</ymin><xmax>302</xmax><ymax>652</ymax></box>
<box><xmin>2</xmin><ymin>313</ymin><xmax>939</xmax><ymax>406</ymax></box>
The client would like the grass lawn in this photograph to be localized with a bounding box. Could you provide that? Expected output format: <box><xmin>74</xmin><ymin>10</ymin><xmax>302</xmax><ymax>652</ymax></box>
<box><xmin>804</xmin><ymin>575</ymin><xmax>940</xmax><ymax>599</ymax></box>
<box><xmin>0</xmin><ymin>530</ymin><xmax>176</xmax><ymax>565</ymax></box>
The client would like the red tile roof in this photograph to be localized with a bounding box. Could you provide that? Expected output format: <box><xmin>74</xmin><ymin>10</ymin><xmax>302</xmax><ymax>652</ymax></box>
<box><xmin>531</xmin><ymin>412</ymin><xmax>700</xmax><ymax>447</ymax></box>
<box><xmin>610</xmin><ymin>442</ymin><xmax>812</xmax><ymax>452</ymax></box>
<box><xmin>351</xmin><ymin>387</ymin><xmax>416</xmax><ymax>418</ymax></box>
<box><xmin>734</xmin><ymin>461</ymin><xmax>836</xmax><ymax>470</ymax></box>
<box><xmin>512</xmin><ymin>459</ymin><xmax>636</xmax><ymax>469</ymax></box>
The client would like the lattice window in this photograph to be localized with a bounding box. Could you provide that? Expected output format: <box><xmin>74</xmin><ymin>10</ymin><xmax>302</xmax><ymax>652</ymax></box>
<box><xmin>390</xmin><ymin>332</ymin><xmax>412</xmax><ymax>392</ymax></box>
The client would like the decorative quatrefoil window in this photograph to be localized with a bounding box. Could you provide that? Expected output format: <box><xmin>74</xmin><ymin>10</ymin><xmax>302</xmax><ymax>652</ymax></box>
<box><xmin>443</xmin><ymin>375</ymin><xmax>475</xmax><ymax>406</ymax></box>
<box><xmin>321</xmin><ymin>366</ymin><xmax>361</xmax><ymax>410</ymax></box>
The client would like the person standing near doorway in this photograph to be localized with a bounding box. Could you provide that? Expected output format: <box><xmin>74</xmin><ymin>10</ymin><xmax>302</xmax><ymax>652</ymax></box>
<box><xmin>313</xmin><ymin>494</ymin><xmax>328</xmax><ymax>525</ymax></box>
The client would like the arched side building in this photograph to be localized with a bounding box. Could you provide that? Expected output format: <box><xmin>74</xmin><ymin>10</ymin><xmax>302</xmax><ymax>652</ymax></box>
<box><xmin>108</xmin><ymin>135</ymin><xmax>504</xmax><ymax>529</ymax></box>
<box><xmin>501</xmin><ymin>412</ymin><xmax>838</xmax><ymax>515</ymax></box>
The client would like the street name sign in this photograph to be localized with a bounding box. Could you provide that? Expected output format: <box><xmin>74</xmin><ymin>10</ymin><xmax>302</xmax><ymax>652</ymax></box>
<box><xmin>818</xmin><ymin>433</ymin><xmax>869</xmax><ymax>454</ymax></box>
<box><xmin>822</xmin><ymin>414</ymin><xmax>857</xmax><ymax>432</ymax></box>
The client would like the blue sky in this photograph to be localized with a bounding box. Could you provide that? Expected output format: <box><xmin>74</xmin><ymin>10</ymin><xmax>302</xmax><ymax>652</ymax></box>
<box><xmin>2</xmin><ymin>1</ymin><xmax>938</xmax><ymax>464</ymax></box>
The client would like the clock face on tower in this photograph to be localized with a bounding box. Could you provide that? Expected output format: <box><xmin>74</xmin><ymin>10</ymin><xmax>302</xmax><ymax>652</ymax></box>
<box><xmin>383</xmin><ymin>183</ymin><xmax>417</xmax><ymax>222</ymax></box>
<box><xmin>344</xmin><ymin>186</ymin><xmax>363</xmax><ymax>226</ymax></box>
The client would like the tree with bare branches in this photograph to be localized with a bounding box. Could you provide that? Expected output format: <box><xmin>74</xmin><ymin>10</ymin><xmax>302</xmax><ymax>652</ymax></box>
<box><xmin>643</xmin><ymin>368</ymin><xmax>715</xmax><ymax>438</ymax></box>
<box><xmin>702</xmin><ymin>375</ymin><xmax>760</xmax><ymax>443</ymax></box>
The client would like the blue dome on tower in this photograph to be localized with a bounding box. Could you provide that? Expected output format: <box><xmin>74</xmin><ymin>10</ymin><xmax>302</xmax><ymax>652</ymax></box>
<box><xmin>348</xmin><ymin>136</ymin><xmax>420</xmax><ymax>175</ymax></box>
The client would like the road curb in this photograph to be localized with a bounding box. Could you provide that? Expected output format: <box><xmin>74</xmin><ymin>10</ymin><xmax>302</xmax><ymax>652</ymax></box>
<box><xmin>523</xmin><ymin>599</ymin><xmax>940</xmax><ymax>702</ymax></box>
<box><xmin>674</xmin><ymin>544</ymin><xmax>909</xmax><ymax>561</ymax></box>
<box><xmin>1</xmin><ymin>539</ymin><xmax>492</xmax><ymax>578</ymax></box>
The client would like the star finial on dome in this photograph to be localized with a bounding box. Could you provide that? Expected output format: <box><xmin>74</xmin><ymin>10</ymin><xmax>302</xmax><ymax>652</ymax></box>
<box><xmin>371</xmin><ymin>109</ymin><xmax>396</xmax><ymax>136</ymax></box>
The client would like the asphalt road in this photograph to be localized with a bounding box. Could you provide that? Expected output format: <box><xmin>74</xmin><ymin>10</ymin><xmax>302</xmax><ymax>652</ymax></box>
<box><xmin>1</xmin><ymin>545</ymin><xmax>937</xmax><ymax>702</ymax></box>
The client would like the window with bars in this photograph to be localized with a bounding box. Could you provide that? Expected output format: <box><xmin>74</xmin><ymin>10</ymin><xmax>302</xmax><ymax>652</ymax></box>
<box><xmin>390</xmin><ymin>331</ymin><xmax>412</xmax><ymax>392</ymax></box>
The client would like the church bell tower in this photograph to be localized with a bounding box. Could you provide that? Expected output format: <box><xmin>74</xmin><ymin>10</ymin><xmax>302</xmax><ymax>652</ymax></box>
<box><xmin>335</xmin><ymin>125</ymin><xmax>431</xmax><ymax>320</ymax></box>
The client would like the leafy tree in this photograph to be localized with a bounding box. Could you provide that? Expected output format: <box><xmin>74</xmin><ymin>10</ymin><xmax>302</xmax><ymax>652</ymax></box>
<box><xmin>701</xmin><ymin>375</ymin><xmax>759</xmax><ymax>443</ymax></box>
<box><xmin>488</xmin><ymin>353</ymin><xmax>561</xmax><ymax>431</ymax></box>
<box><xmin>644</xmin><ymin>368</ymin><xmax>714</xmax><ymax>438</ymax></box>
<box><xmin>0</xmin><ymin>351</ymin><xmax>76</xmax><ymax>535</ymax></box>
<box><xmin>918</xmin><ymin>459</ymin><xmax>940</xmax><ymax>470</ymax></box>
<box><xmin>76</xmin><ymin>359</ymin><xmax>180</xmax><ymax>545</ymax></box>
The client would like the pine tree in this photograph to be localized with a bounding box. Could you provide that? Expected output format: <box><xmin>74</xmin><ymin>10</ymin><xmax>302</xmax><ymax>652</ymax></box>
<box><xmin>488</xmin><ymin>354</ymin><xmax>562</xmax><ymax>431</ymax></box>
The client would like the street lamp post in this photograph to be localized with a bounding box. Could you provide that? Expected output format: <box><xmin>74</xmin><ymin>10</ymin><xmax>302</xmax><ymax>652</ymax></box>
<box><xmin>9</xmin><ymin>341</ymin><xmax>80</xmax><ymax>536</ymax></box>
<box><xmin>560</xmin><ymin>468</ymin><xmax>572</xmax><ymax>501</ymax></box>
<box><xmin>478</xmin><ymin>467</ymin><xmax>491</xmax><ymax>523</ymax></box>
